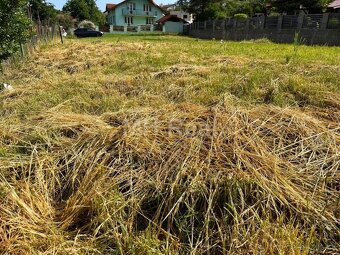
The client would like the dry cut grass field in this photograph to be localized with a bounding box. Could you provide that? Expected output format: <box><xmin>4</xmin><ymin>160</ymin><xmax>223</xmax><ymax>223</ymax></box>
<box><xmin>0</xmin><ymin>34</ymin><xmax>339</xmax><ymax>254</ymax></box>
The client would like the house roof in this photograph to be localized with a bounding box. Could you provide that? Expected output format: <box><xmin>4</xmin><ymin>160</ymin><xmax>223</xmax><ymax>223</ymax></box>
<box><xmin>106</xmin><ymin>4</ymin><xmax>116</xmax><ymax>12</ymax></box>
<box><xmin>162</xmin><ymin>4</ymin><xmax>176</xmax><ymax>9</ymax></box>
<box><xmin>329</xmin><ymin>0</ymin><xmax>340</xmax><ymax>9</ymax></box>
<box><xmin>157</xmin><ymin>15</ymin><xmax>188</xmax><ymax>24</ymax></box>
<box><xmin>105</xmin><ymin>1</ymin><xmax>165</xmax><ymax>13</ymax></box>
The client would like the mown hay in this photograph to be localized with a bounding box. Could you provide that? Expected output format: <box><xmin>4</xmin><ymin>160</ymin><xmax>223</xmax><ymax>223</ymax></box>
<box><xmin>1</xmin><ymin>104</ymin><xmax>339</xmax><ymax>254</ymax></box>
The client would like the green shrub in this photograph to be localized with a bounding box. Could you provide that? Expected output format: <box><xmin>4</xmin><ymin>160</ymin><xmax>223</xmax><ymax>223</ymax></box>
<box><xmin>234</xmin><ymin>13</ymin><xmax>248</xmax><ymax>20</ymax></box>
<box><xmin>0</xmin><ymin>0</ymin><xmax>30</xmax><ymax>60</ymax></box>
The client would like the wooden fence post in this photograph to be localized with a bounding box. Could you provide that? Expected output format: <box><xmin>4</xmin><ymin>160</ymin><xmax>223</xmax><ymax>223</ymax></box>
<box><xmin>51</xmin><ymin>25</ymin><xmax>55</xmax><ymax>40</ymax></box>
<box><xmin>59</xmin><ymin>26</ymin><xmax>64</xmax><ymax>44</ymax></box>
<box><xmin>20</xmin><ymin>43</ymin><xmax>25</xmax><ymax>58</ymax></box>
<box><xmin>31</xmin><ymin>36</ymin><xmax>35</xmax><ymax>50</ymax></box>
<box><xmin>44</xmin><ymin>26</ymin><xmax>48</xmax><ymax>44</ymax></box>
<box><xmin>222</xmin><ymin>20</ymin><xmax>226</xmax><ymax>39</ymax></box>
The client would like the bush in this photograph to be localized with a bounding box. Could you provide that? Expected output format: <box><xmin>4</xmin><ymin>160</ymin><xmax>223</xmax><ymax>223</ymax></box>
<box><xmin>56</xmin><ymin>12</ymin><xmax>75</xmax><ymax>30</ymax></box>
<box><xmin>78</xmin><ymin>20</ymin><xmax>96</xmax><ymax>29</ymax></box>
<box><xmin>0</xmin><ymin>0</ymin><xmax>30</xmax><ymax>60</ymax></box>
<box><xmin>234</xmin><ymin>13</ymin><xmax>248</xmax><ymax>20</ymax></box>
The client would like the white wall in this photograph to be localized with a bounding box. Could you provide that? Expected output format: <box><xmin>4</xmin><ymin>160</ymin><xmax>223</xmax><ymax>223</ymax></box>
<box><xmin>170</xmin><ymin>11</ymin><xmax>194</xmax><ymax>23</ymax></box>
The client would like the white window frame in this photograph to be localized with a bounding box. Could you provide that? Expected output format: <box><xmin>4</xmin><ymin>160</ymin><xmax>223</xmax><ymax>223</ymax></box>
<box><xmin>144</xmin><ymin>4</ymin><xmax>151</xmax><ymax>12</ymax></box>
<box><xmin>146</xmin><ymin>18</ymin><xmax>154</xmax><ymax>24</ymax></box>
<box><xmin>125</xmin><ymin>17</ymin><xmax>133</xmax><ymax>25</ymax></box>
<box><xmin>128</xmin><ymin>3</ymin><xmax>136</xmax><ymax>11</ymax></box>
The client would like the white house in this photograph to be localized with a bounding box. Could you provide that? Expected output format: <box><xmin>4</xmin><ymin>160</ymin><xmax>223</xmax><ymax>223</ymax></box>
<box><xmin>329</xmin><ymin>0</ymin><xmax>340</xmax><ymax>11</ymax></box>
<box><xmin>160</xmin><ymin>3</ymin><xmax>194</xmax><ymax>23</ymax></box>
<box><xmin>169</xmin><ymin>10</ymin><xmax>194</xmax><ymax>24</ymax></box>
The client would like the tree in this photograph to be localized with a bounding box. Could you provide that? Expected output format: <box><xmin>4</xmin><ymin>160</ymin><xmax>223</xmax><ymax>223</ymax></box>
<box><xmin>223</xmin><ymin>0</ymin><xmax>268</xmax><ymax>17</ymax></box>
<box><xmin>0</xmin><ymin>0</ymin><xmax>30</xmax><ymax>60</ymax></box>
<box><xmin>177</xmin><ymin>0</ymin><xmax>330</xmax><ymax>21</ymax></box>
<box><xmin>29</xmin><ymin>0</ymin><xmax>57</xmax><ymax>24</ymax></box>
<box><xmin>177</xmin><ymin>0</ymin><xmax>268</xmax><ymax>21</ymax></box>
<box><xmin>270</xmin><ymin>0</ymin><xmax>331</xmax><ymax>14</ymax></box>
<box><xmin>56</xmin><ymin>12</ymin><xmax>75</xmax><ymax>30</ymax></box>
<box><xmin>177</xmin><ymin>0</ymin><xmax>222</xmax><ymax>21</ymax></box>
<box><xmin>63</xmin><ymin>0</ymin><xmax>105</xmax><ymax>25</ymax></box>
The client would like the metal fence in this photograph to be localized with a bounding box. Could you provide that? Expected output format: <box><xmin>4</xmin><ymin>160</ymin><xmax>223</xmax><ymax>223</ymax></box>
<box><xmin>282</xmin><ymin>15</ymin><xmax>299</xmax><ymax>29</ymax></box>
<box><xmin>188</xmin><ymin>13</ymin><xmax>340</xmax><ymax>32</ymax></box>
<box><xmin>186</xmin><ymin>13</ymin><xmax>340</xmax><ymax>45</ymax></box>
<box><xmin>302</xmin><ymin>14</ymin><xmax>323</xmax><ymax>29</ymax></box>
<box><xmin>108</xmin><ymin>24</ymin><xmax>162</xmax><ymax>33</ymax></box>
<box><xmin>249</xmin><ymin>17</ymin><xmax>264</xmax><ymax>29</ymax></box>
<box><xmin>328</xmin><ymin>13</ymin><xmax>340</xmax><ymax>29</ymax></box>
<box><xmin>265</xmin><ymin>16</ymin><xmax>279</xmax><ymax>29</ymax></box>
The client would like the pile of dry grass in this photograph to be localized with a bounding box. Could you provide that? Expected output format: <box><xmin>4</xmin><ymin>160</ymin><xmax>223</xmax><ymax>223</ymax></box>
<box><xmin>0</xmin><ymin>103</ymin><xmax>339</xmax><ymax>254</ymax></box>
<box><xmin>152</xmin><ymin>65</ymin><xmax>209</xmax><ymax>79</ymax></box>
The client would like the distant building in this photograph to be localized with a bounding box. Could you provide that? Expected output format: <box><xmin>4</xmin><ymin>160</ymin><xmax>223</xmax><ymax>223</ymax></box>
<box><xmin>159</xmin><ymin>3</ymin><xmax>194</xmax><ymax>23</ymax></box>
<box><xmin>105</xmin><ymin>0</ymin><xmax>165</xmax><ymax>26</ymax></box>
<box><xmin>328</xmin><ymin>0</ymin><xmax>340</xmax><ymax>12</ymax></box>
<box><xmin>161</xmin><ymin>3</ymin><xmax>177</xmax><ymax>11</ymax></box>
<box><xmin>157</xmin><ymin>14</ymin><xmax>188</xmax><ymax>33</ymax></box>
<box><xmin>169</xmin><ymin>10</ymin><xmax>194</xmax><ymax>24</ymax></box>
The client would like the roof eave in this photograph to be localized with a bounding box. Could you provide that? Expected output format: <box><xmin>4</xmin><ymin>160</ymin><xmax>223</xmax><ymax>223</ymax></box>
<box><xmin>106</xmin><ymin>0</ymin><xmax>166</xmax><ymax>14</ymax></box>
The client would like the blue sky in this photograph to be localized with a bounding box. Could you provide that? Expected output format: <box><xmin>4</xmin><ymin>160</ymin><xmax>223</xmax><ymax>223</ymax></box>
<box><xmin>49</xmin><ymin>0</ymin><xmax>175</xmax><ymax>11</ymax></box>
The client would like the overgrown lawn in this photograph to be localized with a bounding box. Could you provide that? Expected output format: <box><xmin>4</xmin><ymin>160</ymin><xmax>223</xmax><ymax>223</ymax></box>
<box><xmin>0</xmin><ymin>35</ymin><xmax>339</xmax><ymax>254</ymax></box>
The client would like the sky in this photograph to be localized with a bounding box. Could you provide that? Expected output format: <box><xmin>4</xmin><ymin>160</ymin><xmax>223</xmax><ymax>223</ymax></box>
<box><xmin>49</xmin><ymin>0</ymin><xmax>175</xmax><ymax>11</ymax></box>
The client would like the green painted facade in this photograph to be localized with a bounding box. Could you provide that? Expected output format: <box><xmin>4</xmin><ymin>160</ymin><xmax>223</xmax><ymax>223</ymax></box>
<box><xmin>107</xmin><ymin>0</ymin><xmax>164</xmax><ymax>26</ymax></box>
<box><xmin>164</xmin><ymin>21</ymin><xmax>185</xmax><ymax>33</ymax></box>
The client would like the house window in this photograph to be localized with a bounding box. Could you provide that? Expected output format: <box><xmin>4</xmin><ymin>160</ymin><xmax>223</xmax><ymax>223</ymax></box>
<box><xmin>183</xmin><ymin>15</ymin><xmax>188</xmax><ymax>19</ymax></box>
<box><xmin>127</xmin><ymin>3</ymin><xmax>136</xmax><ymax>11</ymax></box>
<box><xmin>146</xmin><ymin>18</ymin><xmax>154</xmax><ymax>24</ymax></box>
<box><xmin>125</xmin><ymin>17</ymin><xmax>133</xmax><ymax>25</ymax></box>
<box><xmin>144</xmin><ymin>4</ymin><xmax>151</xmax><ymax>12</ymax></box>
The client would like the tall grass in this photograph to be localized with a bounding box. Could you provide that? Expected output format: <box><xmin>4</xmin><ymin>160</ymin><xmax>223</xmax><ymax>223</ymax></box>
<box><xmin>0</xmin><ymin>35</ymin><xmax>339</xmax><ymax>254</ymax></box>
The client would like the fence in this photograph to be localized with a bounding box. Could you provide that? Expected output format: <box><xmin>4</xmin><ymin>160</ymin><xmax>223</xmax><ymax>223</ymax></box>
<box><xmin>1</xmin><ymin>23</ymin><xmax>61</xmax><ymax>72</ymax></box>
<box><xmin>186</xmin><ymin>13</ymin><xmax>340</xmax><ymax>45</ymax></box>
<box><xmin>109</xmin><ymin>24</ymin><xmax>163</xmax><ymax>33</ymax></box>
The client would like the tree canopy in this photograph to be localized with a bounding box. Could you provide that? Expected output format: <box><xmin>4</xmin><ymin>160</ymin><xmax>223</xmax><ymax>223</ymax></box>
<box><xmin>177</xmin><ymin>0</ymin><xmax>268</xmax><ymax>20</ymax></box>
<box><xmin>271</xmin><ymin>0</ymin><xmax>331</xmax><ymax>14</ymax></box>
<box><xmin>56</xmin><ymin>12</ymin><xmax>75</xmax><ymax>30</ymax></box>
<box><xmin>0</xmin><ymin>0</ymin><xmax>30</xmax><ymax>60</ymax></box>
<box><xmin>177</xmin><ymin>0</ymin><xmax>331</xmax><ymax>21</ymax></box>
<box><xmin>63</xmin><ymin>0</ymin><xmax>105</xmax><ymax>25</ymax></box>
<box><xmin>28</xmin><ymin>0</ymin><xmax>57</xmax><ymax>24</ymax></box>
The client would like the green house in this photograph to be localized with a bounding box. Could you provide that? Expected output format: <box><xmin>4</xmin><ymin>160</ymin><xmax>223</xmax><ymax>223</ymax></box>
<box><xmin>106</xmin><ymin>0</ymin><xmax>165</xmax><ymax>26</ymax></box>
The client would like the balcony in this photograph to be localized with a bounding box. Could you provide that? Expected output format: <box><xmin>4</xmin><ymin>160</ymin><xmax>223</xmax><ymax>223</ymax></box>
<box><xmin>122</xmin><ymin>9</ymin><xmax>158</xmax><ymax>17</ymax></box>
